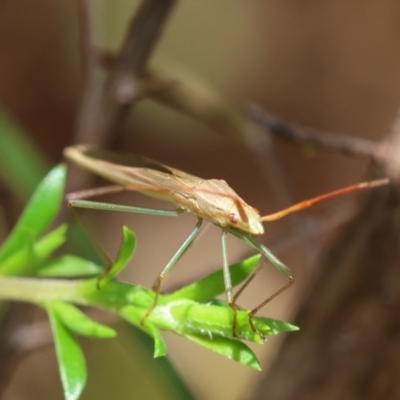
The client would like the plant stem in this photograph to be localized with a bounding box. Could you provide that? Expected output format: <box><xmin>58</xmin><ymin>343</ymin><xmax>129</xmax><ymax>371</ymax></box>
<box><xmin>0</xmin><ymin>277</ymin><xmax>88</xmax><ymax>304</ymax></box>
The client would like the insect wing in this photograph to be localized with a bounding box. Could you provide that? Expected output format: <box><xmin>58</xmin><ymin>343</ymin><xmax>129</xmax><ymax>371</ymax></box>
<box><xmin>64</xmin><ymin>145</ymin><xmax>195</xmax><ymax>201</ymax></box>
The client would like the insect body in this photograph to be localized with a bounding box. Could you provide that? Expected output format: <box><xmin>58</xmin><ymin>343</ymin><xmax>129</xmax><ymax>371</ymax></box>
<box><xmin>65</xmin><ymin>146</ymin><xmax>264</xmax><ymax>235</ymax></box>
<box><xmin>64</xmin><ymin>144</ymin><xmax>389</xmax><ymax>339</ymax></box>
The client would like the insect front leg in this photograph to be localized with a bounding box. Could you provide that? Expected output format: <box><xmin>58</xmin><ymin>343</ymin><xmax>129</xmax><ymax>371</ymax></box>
<box><xmin>67</xmin><ymin>186</ymin><xmax>130</xmax><ymax>281</ymax></box>
<box><xmin>228</xmin><ymin>229</ymin><xmax>294</xmax><ymax>341</ymax></box>
<box><xmin>141</xmin><ymin>217</ymin><xmax>204</xmax><ymax>325</ymax></box>
<box><xmin>67</xmin><ymin>190</ymin><xmax>188</xmax><ymax>285</ymax></box>
<box><xmin>67</xmin><ymin>185</ymin><xmax>127</xmax><ymax>201</ymax></box>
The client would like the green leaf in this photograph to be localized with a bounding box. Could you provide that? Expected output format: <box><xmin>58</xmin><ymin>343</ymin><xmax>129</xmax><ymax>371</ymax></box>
<box><xmin>165</xmin><ymin>254</ymin><xmax>261</xmax><ymax>302</ymax></box>
<box><xmin>38</xmin><ymin>255</ymin><xmax>103</xmax><ymax>277</ymax></box>
<box><xmin>46</xmin><ymin>303</ymin><xmax>87</xmax><ymax>400</ymax></box>
<box><xmin>119</xmin><ymin>304</ymin><xmax>167</xmax><ymax>357</ymax></box>
<box><xmin>149</xmin><ymin>323</ymin><xmax>167</xmax><ymax>358</ymax></box>
<box><xmin>110</xmin><ymin>281</ymin><xmax>297</xmax><ymax>367</ymax></box>
<box><xmin>0</xmin><ymin>107</ymin><xmax>49</xmax><ymax>201</ymax></box>
<box><xmin>97</xmin><ymin>226</ymin><xmax>136</xmax><ymax>286</ymax></box>
<box><xmin>186</xmin><ymin>334</ymin><xmax>261</xmax><ymax>370</ymax></box>
<box><xmin>77</xmin><ymin>250</ymin><xmax>297</xmax><ymax>368</ymax></box>
<box><xmin>0</xmin><ymin>164</ymin><xmax>66</xmax><ymax>263</ymax></box>
<box><xmin>51</xmin><ymin>301</ymin><xmax>116</xmax><ymax>338</ymax></box>
<box><xmin>0</xmin><ymin>224</ymin><xmax>67</xmax><ymax>276</ymax></box>
<box><xmin>152</xmin><ymin>301</ymin><xmax>265</xmax><ymax>342</ymax></box>
<box><xmin>252</xmin><ymin>316</ymin><xmax>299</xmax><ymax>336</ymax></box>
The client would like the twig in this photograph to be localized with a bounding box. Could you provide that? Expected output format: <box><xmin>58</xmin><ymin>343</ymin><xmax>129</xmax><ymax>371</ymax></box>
<box><xmin>91</xmin><ymin>0</ymin><xmax>177</xmax><ymax>144</ymax></box>
<box><xmin>249</xmin><ymin>104</ymin><xmax>385</xmax><ymax>160</ymax></box>
<box><xmin>95</xmin><ymin>50</ymin><xmax>246</xmax><ymax>141</ymax></box>
<box><xmin>68</xmin><ymin>0</ymin><xmax>177</xmax><ymax>194</ymax></box>
<box><xmin>381</xmin><ymin>108</ymin><xmax>400</xmax><ymax>182</ymax></box>
<box><xmin>74</xmin><ymin>0</ymin><xmax>101</xmax><ymax>144</ymax></box>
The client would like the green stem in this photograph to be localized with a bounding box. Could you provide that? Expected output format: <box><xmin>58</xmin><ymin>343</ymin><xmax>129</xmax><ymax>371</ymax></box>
<box><xmin>0</xmin><ymin>277</ymin><xmax>88</xmax><ymax>304</ymax></box>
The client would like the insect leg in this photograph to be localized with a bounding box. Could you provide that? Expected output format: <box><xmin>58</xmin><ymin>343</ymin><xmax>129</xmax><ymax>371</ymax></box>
<box><xmin>67</xmin><ymin>185</ymin><xmax>126</xmax><ymax>201</ymax></box>
<box><xmin>228</xmin><ymin>229</ymin><xmax>294</xmax><ymax>340</ymax></box>
<box><xmin>141</xmin><ymin>218</ymin><xmax>204</xmax><ymax>324</ymax></box>
<box><xmin>69</xmin><ymin>199</ymin><xmax>187</xmax><ymax>217</ymax></box>
<box><xmin>220</xmin><ymin>229</ymin><xmax>241</xmax><ymax>337</ymax></box>
<box><xmin>68</xmin><ymin>195</ymin><xmax>187</xmax><ymax>286</ymax></box>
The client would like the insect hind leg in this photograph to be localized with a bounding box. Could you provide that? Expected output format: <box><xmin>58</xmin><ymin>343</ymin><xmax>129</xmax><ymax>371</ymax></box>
<box><xmin>228</xmin><ymin>229</ymin><xmax>294</xmax><ymax>341</ymax></box>
<box><xmin>247</xmin><ymin>275</ymin><xmax>294</xmax><ymax>338</ymax></box>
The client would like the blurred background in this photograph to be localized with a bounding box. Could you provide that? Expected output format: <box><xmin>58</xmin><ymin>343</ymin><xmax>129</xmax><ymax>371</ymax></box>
<box><xmin>1</xmin><ymin>1</ymin><xmax>400</xmax><ymax>399</ymax></box>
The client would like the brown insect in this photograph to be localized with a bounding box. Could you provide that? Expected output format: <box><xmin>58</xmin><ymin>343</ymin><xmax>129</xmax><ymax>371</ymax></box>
<box><xmin>65</xmin><ymin>145</ymin><xmax>389</xmax><ymax>338</ymax></box>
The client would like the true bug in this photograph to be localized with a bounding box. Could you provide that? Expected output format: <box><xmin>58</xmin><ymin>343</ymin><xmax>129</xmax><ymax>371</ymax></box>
<box><xmin>64</xmin><ymin>145</ymin><xmax>388</xmax><ymax>338</ymax></box>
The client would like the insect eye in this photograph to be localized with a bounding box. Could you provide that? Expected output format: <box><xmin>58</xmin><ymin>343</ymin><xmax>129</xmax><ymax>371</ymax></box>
<box><xmin>229</xmin><ymin>213</ymin><xmax>238</xmax><ymax>224</ymax></box>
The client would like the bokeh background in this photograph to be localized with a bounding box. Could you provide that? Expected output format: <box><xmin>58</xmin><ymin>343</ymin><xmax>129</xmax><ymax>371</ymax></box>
<box><xmin>1</xmin><ymin>1</ymin><xmax>400</xmax><ymax>399</ymax></box>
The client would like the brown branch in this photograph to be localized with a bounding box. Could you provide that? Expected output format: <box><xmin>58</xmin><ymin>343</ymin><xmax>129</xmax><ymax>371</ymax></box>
<box><xmin>249</xmin><ymin>104</ymin><xmax>385</xmax><ymax>161</ymax></box>
<box><xmin>95</xmin><ymin>50</ymin><xmax>247</xmax><ymax>141</ymax></box>
<box><xmin>91</xmin><ymin>0</ymin><xmax>177</xmax><ymax>145</ymax></box>
<box><xmin>74</xmin><ymin>0</ymin><xmax>100</xmax><ymax>144</ymax></box>
<box><xmin>381</xmin><ymin>109</ymin><xmax>400</xmax><ymax>183</ymax></box>
<box><xmin>68</xmin><ymin>0</ymin><xmax>177</xmax><ymax>195</ymax></box>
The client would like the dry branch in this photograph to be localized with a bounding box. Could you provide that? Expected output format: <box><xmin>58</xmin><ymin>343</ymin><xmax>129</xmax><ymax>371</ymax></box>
<box><xmin>250</xmin><ymin>111</ymin><xmax>400</xmax><ymax>399</ymax></box>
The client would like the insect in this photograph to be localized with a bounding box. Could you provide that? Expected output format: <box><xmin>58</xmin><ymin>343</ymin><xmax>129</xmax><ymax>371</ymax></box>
<box><xmin>64</xmin><ymin>144</ymin><xmax>389</xmax><ymax>338</ymax></box>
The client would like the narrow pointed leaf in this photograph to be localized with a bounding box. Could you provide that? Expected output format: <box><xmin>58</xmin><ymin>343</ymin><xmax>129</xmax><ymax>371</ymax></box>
<box><xmin>51</xmin><ymin>301</ymin><xmax>116</xmax><ymax>338</ymax></box>
<box><xmin>152</xmin><ymin>300</ymin><xmax>298</xmax><ymax>343</ymax></box>
<box><xmin>166</xmin><ymin>254</ymin><xmax>261</xmax><ymax>301</ymax></box>
<box><xmin>98</xmin><ymin>226</ymin><xmax>136</xmax><ymax>286</ymax></box>
<box><xmin>38</xmin><ymin>255</ymin><xmax>103</xmax><ymax>277</ymax></box>
<box><xmin>186</xmin><ymin>334</ymin><xmax>261</xmax><ymax>370</ymax></box>
<box><xmin>0</xmin><ymin>224</ymin><xmax>67</xmax><ymax>276</ymax></box>
<box><xmin>46</xmin><ymin>303</ymin><xmax>87</xmax><ymax>400</ymax></box>
<box><xmin>0</xmin><ymin>164</ymin><xmax>66</xmax><ymax>263</ymax></box>
<box><xmin>0</xmin><ymin>108</ymin><xmax>49</xmax><ymax>201</ymax></box>
<box><xmin>119</xmin><ymin>304</ymin><xmax>167</xmax><ymax>357</ymax></box>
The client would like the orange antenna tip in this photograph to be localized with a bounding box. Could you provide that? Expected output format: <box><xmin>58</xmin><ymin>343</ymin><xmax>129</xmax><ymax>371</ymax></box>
<box><xmin>261</xmin><ymin>178</ymin><xmax>389</xmax><ymax>222</ymax></box>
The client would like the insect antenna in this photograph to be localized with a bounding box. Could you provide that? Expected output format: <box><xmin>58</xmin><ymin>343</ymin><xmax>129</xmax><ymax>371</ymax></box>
<box><xmin>261</xmin><ymin>178</ymin><xmax>389</xmax><ymax>222</ymax></box>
